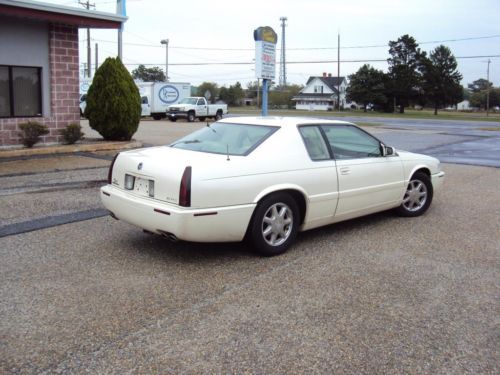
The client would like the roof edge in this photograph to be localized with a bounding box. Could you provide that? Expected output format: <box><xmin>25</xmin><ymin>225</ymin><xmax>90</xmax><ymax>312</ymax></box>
<box><xmin>0</xmin><ymin>0</ymin><xmax>127</xmax><ymax>23</ymax></box>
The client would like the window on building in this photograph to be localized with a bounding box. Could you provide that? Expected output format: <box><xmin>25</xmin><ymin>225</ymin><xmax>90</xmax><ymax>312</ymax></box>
<box><xmin>0</xmin><ymin>65</ymin><xmax>42</xmax><ymax>118</ymax></box>
<box><xmin>314</xmin><ymin>85</ymin><xmax>323</xmax><ymax>94</ymax></box>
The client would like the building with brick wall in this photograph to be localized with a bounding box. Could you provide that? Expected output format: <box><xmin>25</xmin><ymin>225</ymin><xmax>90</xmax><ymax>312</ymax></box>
<box><xmin>0</xmin><ymin>0</ymin><xmax>126</xmax><ymax>147</ymax></box>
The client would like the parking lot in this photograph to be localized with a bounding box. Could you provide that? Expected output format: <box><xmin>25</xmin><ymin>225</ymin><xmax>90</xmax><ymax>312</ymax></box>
<box><xmin>1</xmin><ymin>118</ymin><xmax>499</xmax><ymax>373</ymax></box>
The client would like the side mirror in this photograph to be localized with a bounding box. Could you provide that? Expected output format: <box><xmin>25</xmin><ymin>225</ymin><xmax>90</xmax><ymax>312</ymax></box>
<box><xmin>382</xmin><ymin>145</ymin><xmax>396</xmax><ymax>156</ymax></box>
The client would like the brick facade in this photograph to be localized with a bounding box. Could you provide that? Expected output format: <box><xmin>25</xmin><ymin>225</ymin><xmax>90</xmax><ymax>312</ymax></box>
<box><xmin>0</xmin><ymin>23</ymin><xmax>80</xmax><ymax>147</ymax></box>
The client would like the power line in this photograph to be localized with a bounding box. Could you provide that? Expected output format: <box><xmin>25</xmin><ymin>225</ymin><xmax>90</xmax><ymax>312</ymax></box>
<box><xmin>85</xmin><ymin>34</ymin><xmax>500</xmax><ymax>51</ymax></box>
<box><xmin>118</xmin><ymin>55</ymin><xmax>500</xmax><ymax>67</ymax></box>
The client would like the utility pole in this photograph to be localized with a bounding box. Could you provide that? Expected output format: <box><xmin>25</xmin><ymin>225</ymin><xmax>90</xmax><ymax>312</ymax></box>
<box><xmin>95</xmin><ymin>43</ymin><xmax>98</xmax><ymax>72</ymax></box>
<box><xmin>79</xmin><ymin>1</ymin><xmax>94</xmax><ymax>77</ymax></box>
<box><xmin>486</xmin><ymin>59</ymin><xmax>491</xmax><ymax>117</ymax></box>
<box><xmin>337</xmin><ymin>32</ymin><xmax>340</xmax><ymax>110</ymax></box>
<box><xmin>160</xmin><ymin>39</ymin><xmax>169</xmax><ymax>81</ymax></box>
<box><xmin>116</xmin><ymin>0</ymin><xmax>126</xmax><ymax>60</ymax></box>
<box><xmin>279</xmin><ymin>17</ymin><xmax>287</xmax><ymax>88</ymax></box>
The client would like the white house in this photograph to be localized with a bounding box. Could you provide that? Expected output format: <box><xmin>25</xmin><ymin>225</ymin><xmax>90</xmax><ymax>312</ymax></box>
<box><xmin>457</xmin><ymin>100</ymin><xmax>470</xmax><ymax>111</ymax></box>
<box><xmin>292</xmin><ymin>73</ymin><xmax>348</xmax><ymax>111</ymax></box>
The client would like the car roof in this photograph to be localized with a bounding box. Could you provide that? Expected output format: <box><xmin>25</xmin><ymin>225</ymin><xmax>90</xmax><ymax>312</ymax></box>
<box><xmin>218</xmin><ymin>116</ymin><xmax>355</xmax><ymax>127</ymax></box>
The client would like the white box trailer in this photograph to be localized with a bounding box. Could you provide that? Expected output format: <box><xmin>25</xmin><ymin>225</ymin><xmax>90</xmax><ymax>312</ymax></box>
<box><xmin>136</xmin><ymin>82</ymin><xmax>191</xmax><ymax>120</ymax></box>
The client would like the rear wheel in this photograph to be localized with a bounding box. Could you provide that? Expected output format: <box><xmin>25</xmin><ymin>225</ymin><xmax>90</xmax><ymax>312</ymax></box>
<box><xmin>396</xmin><ymin>172</ymin><xmax>433</xmax><ymax>217</ymax></box>
<box><xmin>187</xmin><ymin>111</ymin><xmax>195</xmax><ymax>122</ymax></box>
<box><xmin>250</xmin><ymin>193</ymin><xmax>299</xmax><ymax>256</ymax></box>
<box><xmin>152</xmin><ymin>114</ymin><xmax>162</xmax><ymax>120</ymax></box>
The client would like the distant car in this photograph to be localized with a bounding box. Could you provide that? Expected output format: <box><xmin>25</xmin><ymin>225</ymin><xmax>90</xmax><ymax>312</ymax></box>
<box><xmin>79</xmin><ymin>93</ymin><xmax>87</xmax><ymax>116</ymax></box>
<box><xmin>101</xmin><ymin>117</ymin><xmax>445</xmax><ymax>256</ymax></box>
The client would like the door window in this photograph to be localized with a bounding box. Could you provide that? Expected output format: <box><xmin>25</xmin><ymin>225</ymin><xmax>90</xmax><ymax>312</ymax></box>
<box><xmin>321</xmin><ymin>125</ymin><xmax>381</xmax><ymax>160</ymax></box>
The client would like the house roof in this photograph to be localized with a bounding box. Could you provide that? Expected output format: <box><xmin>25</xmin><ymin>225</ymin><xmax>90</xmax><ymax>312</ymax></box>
<box><xmin>0</xmin><ymin>0</ymin><xmax>127</xmax><ymax>28</ymax></box>
<box><xmin>306</xmin><ymin>76</ymin><xmax>346</xmax><ymax>92</ymax></box>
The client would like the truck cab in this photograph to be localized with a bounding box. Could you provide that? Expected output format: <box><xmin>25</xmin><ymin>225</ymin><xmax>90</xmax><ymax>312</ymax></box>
<box><xmin>167</xmin><ymin>97</ymin><xmax>228</xmax><ymax>122</ymax></box>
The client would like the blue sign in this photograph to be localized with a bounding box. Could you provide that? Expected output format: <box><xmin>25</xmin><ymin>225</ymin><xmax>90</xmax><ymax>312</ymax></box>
<box><xmin>158</xmin><ymin>85</ymin><xmax>180</xmax><ymax>104</ymax></box>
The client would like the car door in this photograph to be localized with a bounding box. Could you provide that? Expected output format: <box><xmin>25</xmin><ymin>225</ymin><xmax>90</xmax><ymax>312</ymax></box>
<box><xmin>141</xmin><ymin>96</ymin><xmax>150</xmax><ymax>117</ymax></box>
<box><xmin>196</xmin><ymin>98</ymin><xmax>208</xmax><ymax>117</ymax></box>
<box><xmin>321</xmin><ymin>125</ymin><xmax>405</xmax><ymax>220</ymax></box>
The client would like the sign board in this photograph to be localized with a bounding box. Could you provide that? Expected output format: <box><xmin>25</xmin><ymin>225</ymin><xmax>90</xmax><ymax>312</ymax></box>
<box><xmin>254</xmin><ymin>26</ymin><xmax>277</xmax><ymax>80</ymax></box>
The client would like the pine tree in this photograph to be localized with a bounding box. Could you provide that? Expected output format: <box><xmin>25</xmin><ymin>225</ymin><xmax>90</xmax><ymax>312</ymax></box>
<box><xmin>423</xmin><ymin>45</ymin><xmax>463</xmax><ymax>115</ymax></box>
<box><xmin>387</xmin><ymin>35</ymin><xmax>427</xmax><ymax>113</ymax></box>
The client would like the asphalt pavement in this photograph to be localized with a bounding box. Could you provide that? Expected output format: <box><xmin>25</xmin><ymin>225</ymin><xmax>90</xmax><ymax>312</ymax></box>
<box><xmin>0</xmin><ymin>116</ymin><xmax>499</xmax><ymax>373</ymax></box>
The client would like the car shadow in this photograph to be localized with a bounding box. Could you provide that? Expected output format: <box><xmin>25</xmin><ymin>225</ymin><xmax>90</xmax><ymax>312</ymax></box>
<box><xmin>117</xmin><ymin>209</ymin><xmax>400</xmax><ymax>263</ymax></box>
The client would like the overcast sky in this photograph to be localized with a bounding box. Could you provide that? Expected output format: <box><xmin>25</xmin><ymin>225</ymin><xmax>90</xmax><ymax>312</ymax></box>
<box><xmin>43</xmin><ymin>0</ymin><xmax>499</xmax><ymax>87</ymax></box>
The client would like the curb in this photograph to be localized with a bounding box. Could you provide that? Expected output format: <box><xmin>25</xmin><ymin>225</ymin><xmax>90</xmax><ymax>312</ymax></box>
<box><xmin>0</xmin><ymin>140</ymin><xmax>143</xmax><ymax>159</ymax></box>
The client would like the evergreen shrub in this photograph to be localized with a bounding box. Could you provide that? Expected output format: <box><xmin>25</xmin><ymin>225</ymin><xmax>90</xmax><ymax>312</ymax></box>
<box><xmin>84</xmin><ymin>57</ymin><xmax>141</xmax><ymax>141</ymax></box>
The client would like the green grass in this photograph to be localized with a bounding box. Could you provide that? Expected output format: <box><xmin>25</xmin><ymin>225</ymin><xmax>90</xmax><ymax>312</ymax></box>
<box><xmin>229</xmin><ymin>107</ymin><xmax>500</xmax><ymax>122</ymax></box>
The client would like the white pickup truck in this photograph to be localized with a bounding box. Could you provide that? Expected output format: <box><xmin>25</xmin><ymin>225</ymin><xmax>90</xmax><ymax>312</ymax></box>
<box><xmin>167</xmin><ymin>97</ymin><xmax>228</xmax><ymax>122</ymax></box>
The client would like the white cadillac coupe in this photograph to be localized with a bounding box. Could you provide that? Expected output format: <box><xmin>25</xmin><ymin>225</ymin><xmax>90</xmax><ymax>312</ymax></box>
<box><xmin>101</xmin><ymin>117</ymin><xmax>444</xmax><ymax>256</ymax></box>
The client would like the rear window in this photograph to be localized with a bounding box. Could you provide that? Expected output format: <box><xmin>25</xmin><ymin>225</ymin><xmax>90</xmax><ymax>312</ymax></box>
<box><xmin>170</xmin><ymin>122</ymin><xmax>278</xmax><ymax>156</ymax></box>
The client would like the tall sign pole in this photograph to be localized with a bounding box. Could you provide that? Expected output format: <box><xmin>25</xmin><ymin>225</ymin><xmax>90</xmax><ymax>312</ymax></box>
<box><xmin>254</xmin><ymin>26</ymin><xmax>277</xmax><ymax>116</ymax></box>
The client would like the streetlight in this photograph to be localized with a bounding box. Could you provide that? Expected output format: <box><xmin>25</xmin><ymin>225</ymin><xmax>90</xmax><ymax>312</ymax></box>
<box><xmin>160</xmin><ymin>39</ymin><xmax>169</xmax><ymax>82</ymax></box>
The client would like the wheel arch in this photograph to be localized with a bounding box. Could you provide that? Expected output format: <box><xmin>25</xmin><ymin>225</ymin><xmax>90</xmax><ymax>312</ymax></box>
<box><xmin>407</xmin><ymin>165</ymin><xmax>431</xmax><ymax>181</ymax></box>
<box><xmin>253</xmin><ymin>185</ymin><xmax>308</xmax><ymax>225</ymax></box>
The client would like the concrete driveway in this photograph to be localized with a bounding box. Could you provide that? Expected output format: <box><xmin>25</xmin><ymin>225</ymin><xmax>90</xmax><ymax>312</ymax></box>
<box><xmin>1</xmin><ymin>117</ymin><xmax>499</xmax><ymax>373</ymax></box>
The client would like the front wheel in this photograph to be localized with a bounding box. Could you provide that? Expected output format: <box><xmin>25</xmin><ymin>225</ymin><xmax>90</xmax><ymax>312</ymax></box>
<box><xmin>395</xmin><ymin>172</ymin><xmax>433</xmax><ymax>217</ymax></box>
<box><xmin>250</xmin><ymin>193</ymin><xmax>299</xmax><ymax>256</ymax></box>
<box><xmin>215</xmin><ymin>111</ymin><xmax>223</xmax><ymax>121</ymax></box>
<box><xmin>187</xmin><ymin>112</ymin><xmax>195</xmax><ymax>122</ymax></box>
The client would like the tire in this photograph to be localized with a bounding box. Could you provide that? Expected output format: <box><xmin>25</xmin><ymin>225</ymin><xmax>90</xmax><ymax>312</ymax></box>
<box><xmin>396</xmin><ymin>172</ymin><xmax>433</xmax><ymax>217</ymax></box>
<box><xmin>250</xmin><ymin>193</ymin><xmax>299</xmax><ymax>256</ymax></box>
<box><xmin>187</xmin><ymin>111</ymin><xmax>195</xmax><ymax>122</ymax></box>
<box><xmin>215</xmin><ymin>111</ymin><xmax>223</xmax><ymax>121</ymax></box>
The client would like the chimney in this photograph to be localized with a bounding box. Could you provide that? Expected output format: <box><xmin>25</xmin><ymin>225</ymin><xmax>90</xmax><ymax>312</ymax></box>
<box><xmin>328</xmin><ymin>73</ymin><xmax>332</xmax><ymax>77</ymax></box>
<box><xmin>323</xmin><ymin>72</ymin><xmax>327</xmax><ymax>77</ymax></box>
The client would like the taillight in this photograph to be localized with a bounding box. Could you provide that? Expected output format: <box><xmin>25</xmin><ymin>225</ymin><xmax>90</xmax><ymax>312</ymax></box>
<box><xmin>108</xmin><ymin>153</ymin><xmax>119</xmax><ymax>184</ymax></box>
<box><xmin>179</xmin><ymin>166</ymin><xmax>192</xmax><ymax>207</ymax></box>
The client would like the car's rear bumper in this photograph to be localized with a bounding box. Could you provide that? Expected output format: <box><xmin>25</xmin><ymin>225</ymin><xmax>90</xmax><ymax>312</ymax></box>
<box><xmin>101</xmin><ymin>185</ymin><xmax>255</xmax><ymax>242</ymax></box>
<box><xmin>431</xmin><ymin>171</ymin><xmax>445</xmax><ymax>191</ymax></box>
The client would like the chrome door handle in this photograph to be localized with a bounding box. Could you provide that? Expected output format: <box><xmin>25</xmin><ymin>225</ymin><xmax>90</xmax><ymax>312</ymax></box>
<box><xmin>339</xmin><ymin>167</ymin><xmax>351</xmax><ymax>175</ymax></box>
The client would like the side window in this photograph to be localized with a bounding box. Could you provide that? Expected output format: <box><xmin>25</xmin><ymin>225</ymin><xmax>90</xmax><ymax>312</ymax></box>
<box><xmin>197</xmin><ymin>99</ymin><xmax>205</xmax><ymax>105</ymax></box>
<box><xmin>1</xmin><ymin>66</ymin><xmax>42</xmax><ymax>118</ymax></box>
<box><xmin>298</xmin><ymin>126</ymin><xmax>330</xmax><ymax>161</ymax></box>
<box><xmin>321</xmin><ymin>125</ymin><xmax>381</xmax><ymax>160</ymax></box>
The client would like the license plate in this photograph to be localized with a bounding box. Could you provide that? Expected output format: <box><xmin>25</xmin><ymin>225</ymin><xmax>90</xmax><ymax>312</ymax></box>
<box><xmin>134</xmin><ymin>177</ymin><xmax>150</xmax><ymax>196</ymax></box>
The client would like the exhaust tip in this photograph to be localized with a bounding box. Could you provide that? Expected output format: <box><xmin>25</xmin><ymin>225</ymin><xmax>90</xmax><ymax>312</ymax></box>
<box><xmin>157</xmin><ymin>230</ymin><xmax>178</xmax><ymax>242</ymax></box>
